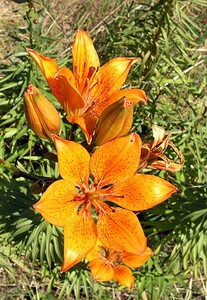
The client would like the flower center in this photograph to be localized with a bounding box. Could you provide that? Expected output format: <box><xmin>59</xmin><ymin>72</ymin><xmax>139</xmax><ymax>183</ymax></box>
<box><xmin>75</xmin><ymin>182</ymin><xmax>114</xmax><ymax>219</ymax></box>
<box><xmin>99</xmin><ymin>247</ymin><xmax>121</xmax><ymax>267</ymax></box>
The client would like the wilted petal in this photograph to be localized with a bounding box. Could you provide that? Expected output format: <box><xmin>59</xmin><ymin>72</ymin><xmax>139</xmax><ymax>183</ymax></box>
<box><xmin>150</xmin><ymin>160</ymin><xmax>183</xmax><ymax>172</ymax></box>
<box><xmin>113</xmin><ymin>265</ymin><xmax>134</xmax><ymax>290</ymax></box>
<box><xmin>89</xmin><ymin>258</ymin><xmax>114</xmax><ymax>281</ymax></box>
<box><xmin>151</xmin><ymin>125</ymin><xmax>166</xmax><ymax>149</ymax></box>
<box><xmin>121</xmin><ymin>247</ymin><xmax>152</xmax><ymax>268</ymax></box>
<box><xmin>52</xmin><ymin>135</ymin><xmax>90</xmax><ymax>185</ymax></box>
<box><xmin>33</xmin><ymin>179</ymin><xmax>78</xmax><ymax>226</ymax></box>
<box><xmin>92</xmin><ymin>57</ymin><xmax>139</xmax><ymax>116</ymax></box>
<box><xmin>90</xmin><ymin>133</ymin><xmax>141</xmax><ymax>186</ymax></box>
<box><xmin>108</xmin><ymin>174</ymin><xmax>177</xmax><ymax>211</ymax></box>
<box><xmin>72</xmin><ymin>29</ymin><xmax>100</xmax><ymax>92</ymax></box>
<box><xmin>97</xmin><ymin>207</ymin><xmax>147</xmax><ymax>255</ymax></box>
<box><xmin>62</xmin><ymin>215</ymin><xmax>97</xmax><ymax>272</ymax></box>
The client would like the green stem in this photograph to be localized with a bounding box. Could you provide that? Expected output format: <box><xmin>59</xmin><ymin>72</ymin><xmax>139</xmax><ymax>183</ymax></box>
<box><xmin>69</xmin><ymin>123</ymin><xmax>78</xmax><ymax>141</ymax></box>
<box><xmin>1</xmin><ymin>159</ymin><xmax>57</xmax><ymax>183</ymax></box>
<box><xmin>143</xmin><ymin>0</ymin><xmax>174</xmax><ymax>80</ymax></box>
<box><xmin>26</xmin><ymin>0</ymin><xmax>35</xmax><ymax>48</ymax></box>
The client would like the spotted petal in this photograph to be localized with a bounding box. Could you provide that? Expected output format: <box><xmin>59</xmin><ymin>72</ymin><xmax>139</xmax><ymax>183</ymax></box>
<box><xmin>33</xmin><ymin>179</ymin><xmax>78</xmax><ymax>226</ymax></box>
<box><xmin>107</xmin><ymin>174</ymin><xmax>177</xmax><ymax>211</ymax></box>
<box><xmin>107</xmin><ymin>89</ymin><xmax>147</xmax><ymax>107</ymax></box>
<box><xmin>91</xmin><ymin>57</ymin><xmax>139</xmax><ymax>116</ymax></box>
<box><xmin>62</xmin><ymin>215</ymin><xmax>97</xmax><ymax>272</ymax></box>
<box><xmin>97</xmin><ymin>207</ymin><xmax>147</xmax><ymax>255</ymax></box>
<box><xmin>90</xmin><ymin>133</ymin><xmax>141</xmax><ymax>186</ymax></box>
<box><xmin>52</xmin><ymin>135</ymin><xmax>90</xmax><ymax>186</ymax></box>
<box><xmin>72</xmin><ymin>29</ymin><xmax>100</xmax><ymax>92</ymax></box>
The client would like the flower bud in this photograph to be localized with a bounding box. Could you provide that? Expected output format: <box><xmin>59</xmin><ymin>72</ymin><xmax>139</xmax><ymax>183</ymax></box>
<box><xmin>24</xmin><ymin>84</ymin><xmax>60</xmax><ymax>139</ymax></box>
<box><xmin>94</xmin><ymin>98</ymin><xmax>134</xmax><ymax>146</ymax></box>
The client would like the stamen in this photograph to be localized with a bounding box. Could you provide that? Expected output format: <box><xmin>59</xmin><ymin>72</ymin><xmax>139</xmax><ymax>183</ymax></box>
<box><xmin>79</xmin><ymin>66</ymin><xmax>99</xmax><ymax>113</ymax></box>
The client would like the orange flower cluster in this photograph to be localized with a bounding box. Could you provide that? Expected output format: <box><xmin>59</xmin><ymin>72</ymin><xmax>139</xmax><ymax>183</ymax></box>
<box><xmin>24</xmin><ymin>30</ymin><xmax>182</xmax><ymax>289</ymax></box>
<box><xmin>25</xmin><ymin>29</ymin><xmax>146</xmax><ymax>144</ymax></box>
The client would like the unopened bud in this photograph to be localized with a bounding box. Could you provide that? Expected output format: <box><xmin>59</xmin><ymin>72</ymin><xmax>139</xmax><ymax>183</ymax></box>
<box><xmin>24</xmin><ymin>84</ymin><xmax>60</xmax><ymax>139</ymax></box>
<box><xmin>94</xmin><ymin>98</ymin><xmax>134</xmax><ymax>146</ymax></box>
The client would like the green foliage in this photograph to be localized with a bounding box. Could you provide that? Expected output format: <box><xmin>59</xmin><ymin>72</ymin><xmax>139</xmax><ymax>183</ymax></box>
<box><xmin>0</xmin><ymin>0</ymin><xmax>207</xmax><ymax>299</ymax></box>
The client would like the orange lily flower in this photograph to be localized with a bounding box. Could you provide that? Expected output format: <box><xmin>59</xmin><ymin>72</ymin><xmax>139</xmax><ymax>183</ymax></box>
<box><xmin>33</xmin><ymin>133</ymin><xmax>176</xmax><ymax>273</ymax></box>
<box><xmin>27</xmin><ymin>29</ymin><xmax>147</xmax><ymax>143</ymax></box>
<box><xmin>87</xmin><ymin>240</ymin><xmax>152</xmax><ymax>289</ymax></box>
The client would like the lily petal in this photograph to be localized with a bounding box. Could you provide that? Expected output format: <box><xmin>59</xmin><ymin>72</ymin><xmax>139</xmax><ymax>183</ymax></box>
<box><xmin>121</xmin><ymin>247</ymin><xmax>152</xmax><ymax>268</ymax></box>
<box><xmin>55</xmin><ymin>67</ymin><xmax>85</xmax><ymax>113</ymax></box>
<box><xmin>113</xmin><ymin>265</ymin><xmax>134</xmax><ymax>290</ymax></box>
<box><xmin>90</xmin><ymin>133</ymin><xmax>141</xmax><ymax>186</ymax></box>
<box><xmin>108</xmin><ymin>174</ymin><xmax>177</xmax><ymax>211</ymax></box>
<box><xmin>67</xmin><ymin>114</ymin><xmax>97</xmax><ymax>145</ymax></box>
<box><xmin>89</xmin><ymin>258</ymin><xmax>114</xmax><ymax>281</ymax></box>
<box><xmin>62</xmin><ymin>215</ymin><xmax>97</xmax><ymax>272</ymax></box>
<box><xmin>86</xmin><ymin>239</ymin><xmax>103</xmax><ymax>261</ymax></box>
<box><xmin>27</xmin><ymin>49</ymin><xmax>62</xmax><ymax>102</ymax></box>
<box><xmin>92</xmin><ymin>57</ymin><xmax>139</xmax><ymax>116</ymax></box>
<box><xmin>72</xmin><ymin>29</ymin><xmax>100</xmax><ymax>92</ymax></box>
<box><xmin>108</xmin><ymin>89</ymin><xmax>147</xmax><ymax>106</ymax></box>
<box><xmin>33</xmin><ymin>179</ymin><xmax>78</xmax><ymax>226</ymax></box>
<box><xmin>27</xmin><ymin>48</ymin><xmax>58</xmax><ymax>78</ymax></box>
<box><xmin>97</xmin><ymin>207</ymin><xmax>147</xmax><ymax>255</ymax></box>
<box><xmin>52</xmin><ymin>135</ymin><xmax>90</xmax><ymax>186</ymax></box>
